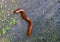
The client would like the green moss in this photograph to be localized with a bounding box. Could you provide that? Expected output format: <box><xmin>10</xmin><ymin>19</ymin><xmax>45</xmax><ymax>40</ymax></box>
<box><xmin>51</xmin><ymin>31</ymin><xmax>57</xmax><ymax>42</ymax></box>
<box><xmin>2</xmin><ymin>25</ymin><xmax>10</xmax><ymax>34</ymax></box>
<box><xmin>0</xmin><ymin>3</ymin><xmax>3</xmax><ymax>8</ymax></box>
<box><xmin>0</xmin><ymin>25</ymin><xmax>10</xmax><ymax>35</ymax></box>
<box><xmin>1</xmin><ymin>15</ymin><xmax>7</xmax><ymax>22</ymax></box>
<box><xmin>2</xmin><ymin>11</ymin><xmax>5</xmax><ymax>14</ymax></box>
<box><xmin>0</xmin><ymin>21</ymin><xmax>2</xmax><ymax>25</ymax></box>
<box><xmin>9</xmin><ymin>18</ymin><xmax>17</xmax><ymax>25</ymax></box>
<box><xmin>0</xmin><ymin>29</ymin><xmax>3</xmax><ymax>35</ymax></box>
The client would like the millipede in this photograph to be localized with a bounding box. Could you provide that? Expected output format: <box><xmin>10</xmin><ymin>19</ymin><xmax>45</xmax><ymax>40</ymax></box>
<box><xmin>13</xmin><ymin>8</ymin><xmax>33</xmax><ymax>37</ymax></box>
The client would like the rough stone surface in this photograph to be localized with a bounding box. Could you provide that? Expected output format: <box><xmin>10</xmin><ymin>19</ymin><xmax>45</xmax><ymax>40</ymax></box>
<box><xmin>0</xmin><ymin>0</ymin><xmax>60</xmax><ymax>42</ymax></box>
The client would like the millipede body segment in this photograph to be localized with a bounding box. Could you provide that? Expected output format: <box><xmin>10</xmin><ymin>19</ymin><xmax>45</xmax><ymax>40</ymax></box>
<box><xmin>14</xmin><ymin>8</ymin><xmax>33</xmax><ymax>37</ymax></box>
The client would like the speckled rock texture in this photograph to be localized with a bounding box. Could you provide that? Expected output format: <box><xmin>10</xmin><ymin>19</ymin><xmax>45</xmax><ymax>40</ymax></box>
<box><xmin>0</xmin><ymin>0</ymin><xmax>60</xmax><ymax>42</ymax></box>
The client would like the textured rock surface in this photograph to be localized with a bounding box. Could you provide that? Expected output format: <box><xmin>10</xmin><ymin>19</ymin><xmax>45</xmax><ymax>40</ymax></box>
<box><xmin>0</xmin><ymin>0</ymin><xmax>60</xmax><ymax>42</ymax></box>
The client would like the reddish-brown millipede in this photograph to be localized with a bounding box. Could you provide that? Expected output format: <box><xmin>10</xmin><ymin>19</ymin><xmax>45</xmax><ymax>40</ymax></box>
<box><xmin>14</xmin><ymin>8</ymin><xmax>33</xmax><ymax>37</ymax></box>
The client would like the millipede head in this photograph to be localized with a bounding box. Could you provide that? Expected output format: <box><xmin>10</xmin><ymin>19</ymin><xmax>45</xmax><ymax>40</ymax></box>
<box><xmin>13</xmin><ymin>8</ymin><xmax>25</xmax><ymax>14</ymax></box>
